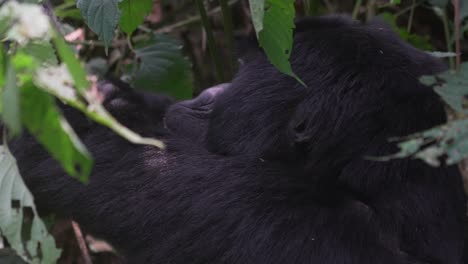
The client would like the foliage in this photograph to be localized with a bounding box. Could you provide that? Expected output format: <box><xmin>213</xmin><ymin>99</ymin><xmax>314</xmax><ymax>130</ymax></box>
<box><xmin>76</xmin><ymin>0</ymin><xmax>121</xmax><ymax>48</ymax></box>
<box><xmin>387</xmin><ymin>63</ymin><xmax>468</xmax><ymax>166</ymax></box>
<box><xmin>0</xmin><ymin>0</ymin><xmax>468</xmax><ymax>262</ymax></box>
<box><xmin>119</xmin><ymin>0</ymin><xmax>154</xmax><ymax>35</ymax></box>
<box><xmin>131</xmin><ymin>34</ymin><xmax>193</xmax><ymax>99</ymax></box>
<box><xmin>0</xmin><ymin>145</ymin><xmax>61</xmax><ymax>263</ymax></box>
<box><xmin>249</xmin><ymin>0</ymin><xmax>304</xmax><ymax>85</ymax></box>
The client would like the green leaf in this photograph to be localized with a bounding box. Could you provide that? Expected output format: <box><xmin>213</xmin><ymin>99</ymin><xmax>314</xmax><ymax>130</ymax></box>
<box><xmin>20</xmin><ymin>81</ymin><xmax>92</xmax><ymax>183</ymax></box>
<box><xmin>380</xmin><ymin>62</ymin><xmax>468</xmax><ymax>166</ymax></box>
<box><xmin>0</xmin><ymin>46</ymin><xmax>4</xmax><ymax>114</ymax></box>
<box><xmin>460</xmin><ymin>0</ymin><xmax>468</xmax><ymax>22</ymax></box>
<box><xmin>119</xmin><ymin>0</ymin><xmax>153</xmax><ymax>35</ymax></box>
<box><xmin>249</xmin><ymin>0</ymin><xmax>304</xmax><ymax>85</ymax></box>
<box><xmin>76</xmin><ymin>0</ymin><xmax>121</xmax><ymax>47</ymax></box>
<box><xmin>249</xmin><ymin>0</ymin><xmax>265</xmax><ymax>34</ymax></box>
<box><xmin>132</xmin><ymin>34</ymin><xmax>193</xmax><ymax>99</ymax></box>
<box><xmin>0</xmin><ymin>12</ymin><xmax>12</xmax><ymax>37</ymax></box>
<box><xmin>52</xmin><ymin>31</ymin><xmax>89</xmax><ymax>92</ymax></box>
<box><xmin>23</xmin><ymin>41</ymin><xmax>58</xmax><ymax>67</ymax></box>
<box><xmin>54</xmin><ymin>0</ymin><xmax>82</xmax><ymax>20</ymax></box>
<box><xmin>431</xmin><ymin>63</ymin><xmax>468</xmax><ymax>113</ymax></box>
<box><xmin>428</xmin><ymin>0</ymin><xmax>448</xmax><ymax>7</ymax></box>
<box><xmin>0</xmin><ymin>145</ymin><xmax>61</xmax><ymax>263</ymax></box>
<box><xmin>2</xmin><ymin>61</ymin><xmax>21</xmax><ymax>136</ymax></box>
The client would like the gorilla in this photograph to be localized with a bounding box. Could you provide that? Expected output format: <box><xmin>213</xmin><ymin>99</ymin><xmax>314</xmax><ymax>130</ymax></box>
<box><xmin>8</xmin><ymin>15</ymin><xmax>467</xmax><ymax>263</ymax></box>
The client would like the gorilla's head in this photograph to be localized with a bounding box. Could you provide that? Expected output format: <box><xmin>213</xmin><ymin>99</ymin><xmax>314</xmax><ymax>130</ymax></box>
<box><xmin>166</xmin><ymin>16</ymin><xmax>447</xmax><ymax>171</ymax></box>
<box><xmin>165</xmin><ymin>83</ymin><xmax>229</xmax><ymax>142</ymax></box>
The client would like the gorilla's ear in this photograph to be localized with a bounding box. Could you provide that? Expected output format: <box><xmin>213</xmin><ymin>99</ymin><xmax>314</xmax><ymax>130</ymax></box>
<box><xmin>288</xmin><ymin>105</ymin><xmax>314</xmax><ymax>145</ymax></box>
<box><xmin>290</xmin><ymin>119</ymin><xmax>309</xmax><ymax>144</ymax></box>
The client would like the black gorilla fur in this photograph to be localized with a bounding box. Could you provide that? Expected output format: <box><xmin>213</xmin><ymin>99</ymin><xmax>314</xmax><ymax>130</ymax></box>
<box><xmin>9</xmin><ymin>15</ymin><xmax>467</xmax><ymax>263</ymax></box>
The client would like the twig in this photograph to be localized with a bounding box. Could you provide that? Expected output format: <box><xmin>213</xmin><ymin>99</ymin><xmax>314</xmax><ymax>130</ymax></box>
<box><xmin>323</xmin><ymin>0</ymin><xmax>335</xmax><ymax>12</ymax></box>
<box><xmin>352</xmin><ymin>0</ymin><xmax>363</xmax><ymax>19</ymax></box>
<box><xmin>407</xmin><ymin>0</ymin><xmax>416</xmax><ymax>32</ymax></box>
<box><xmin>67</xmin><ymin>40</ymin><xmax>107</xmax><ymax>47</ymax></box>
<box><xmin>43</xmin><ymin>0</ymin><xmax>62</xmax><ymax>33</ymax></box>
<box><xmin>453</xmin><ymin>0</ymin><xmax>461</xmax><ymax>70</ymax></box>
<box><xmin>195</xmin><ymin>0</ymin><xmax>224</xmax><ymax>82</ymax></box>
<box><xmin>219</xmin><ymin>0</ymin><xmax>235</xmax><ymax>76</ymax></box>
<box><xmin>366</xmin><ymin>0</ymin><xmax>377</xmax><ymax>22</ymax></box>
<box><xmin>71</xmin><ymin>221</ymin><xmax>93</xmax><ymax>264</ymax></box>
<box><xmin>441</xmin><ymin>9</ymin><xmax>455</xmax><ymax>69</ymax></box>
<box><xmin>394</xmin><ymin>0</ymin><xmax>425</xmax><ymax>17</ymax></box>
<box><xmin>155</xmin><ymin>0</ymin><xmax>239</xmax><ymax>33</ymax></box>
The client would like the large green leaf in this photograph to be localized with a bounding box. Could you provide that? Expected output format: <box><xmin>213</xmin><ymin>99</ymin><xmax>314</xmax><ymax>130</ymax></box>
<box><xmin>132</xmin><ymin>34</ymin><xmax>193</xmax><ymax>99</ymax></box>
<box><xmin>2</xmin><ymin>62</ymin><xmax>21</xmax><ymax>136</ymax></box>
<box><xmin>248</xmin><ymin>0</ymin><xmax>265</xmax><ymax>34</ymax></box>
<box><xmin>52</xmin><ymin>32</ymin><xmax>89</xmax><ymax>92</ymax></box>
<box><xmin>76</xmin><ymin>0</ymin><xmax>121</xmax><ymax>47</ymax></box>
<box><xmin>33</xmin><ymin>63</ymin><xmax>165</xmax><ymax>150</ymax></box>
<box><xmin>249</xmin><ymin>0</ymin><xmax>303</xmax><ymax>85</ymax></box>
<box><xmin>119</xmin><ymin>0</ymin><xmax>153</xmax><ymax>35</ymax></box>
<box><xmin>23</xmin><ymin>42</ymin><xmax>58</xmax><ymax>67</ymax></box>
<box><xmin>20</xmin><ymin>81</ymin><xmax>92</xmax><ymax>183</ymax></box>
<box><xmin>0</xmin><ymin>145</ymin><xmax>61</xmax><ymax>263</ymax></box>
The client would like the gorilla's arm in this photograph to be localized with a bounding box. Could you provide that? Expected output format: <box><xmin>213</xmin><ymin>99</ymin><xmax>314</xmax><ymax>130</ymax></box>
<box><xmin>8</xmin><ymin>81</ymin><xmax>231</xmax><ymax>257</ymax></box>
<box><xmin>8</xmin><ymin>81</ymin><xmax>172</xmax><ymax>252</ymax></box>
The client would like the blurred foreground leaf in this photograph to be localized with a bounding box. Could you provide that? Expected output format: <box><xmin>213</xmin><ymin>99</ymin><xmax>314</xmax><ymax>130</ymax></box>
<box><xmin>0</xmin><ymin>145</ymin><xmax>61</xmax><ymax>263</ymax></box>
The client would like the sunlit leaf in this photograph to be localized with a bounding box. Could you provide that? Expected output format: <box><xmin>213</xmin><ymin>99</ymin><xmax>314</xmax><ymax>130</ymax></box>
<box><xmin>2</xmin><ymin>62</ymin><xmax>21</xmax><ymax>136</ymax></box>
<box><xmin>0</xmin><ymin>2</ymin><xmax>51</xmax><ymax>45</ymax></box>
<box><xmin>248</xmin><ymin>0</ymin><xmax>265</xmax><ymax>33</ymax></box>
<box><xmin>20</xmin><ymin>81</ymin><xmax>92</xmax><ymax>183</ymax></box>
<box><xmin>52</xmin><ymin>32</ymin><xmax>89</xmax><ymax>92</ymax></box>
<box><xmin>23</xmin><ymin>42</ymin><xmax>58</xmax><ymax>67</ymax></box>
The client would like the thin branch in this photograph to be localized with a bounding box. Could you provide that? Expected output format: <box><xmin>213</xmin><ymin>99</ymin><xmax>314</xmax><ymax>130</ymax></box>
<box><xmin>67</xmin><ymin>40</ymin><xmax>107</xmax><ymax>47</ymax></box>
<box><xmin>453</xmin><ymin>0</ymin><xmax>461</xmax><ymax>70</ymax></box>
<box><xmin>366</xmin><ymin>0</ymin><xmax>377</xmax><ymax>22</ymax></box>
<box><xmin>195</xmin><ymin>0</ymin><xmax>224</xmax><ymax>82</ymax></box>
<box><xmin>219</xmin><ymin>0</ymin><xmax>235</xmax><ymax>76</ymax></box>
<box><xmin>352</xmin><ymin>0</ymin><xmax>363</xmax><ymax>19</ymax></box>
<box><xmin>441</xmin><ymin>9</ymin><xmax>455</xmax><ymax>69</ymax></box>
<box><xmin>155</xmin><ymin>0</ymin><xmax>239</xmax><ymax>33</ymax></box>
<box><xmin>71</xmin><ymin>221</ymin><xmax>93</xmax><ymax>264</ymax></box>
<box><xmin>407</xmin><ymin>0</ymin><xmax>416</xmax><ymax>32</ymax></box>
<box><xmin>394</xmin><ymin>0</ymin><xmax>425</xmax><ymax>17</ymax></box>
